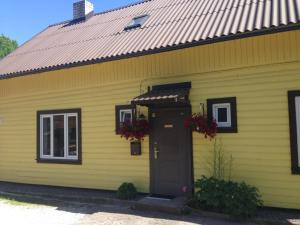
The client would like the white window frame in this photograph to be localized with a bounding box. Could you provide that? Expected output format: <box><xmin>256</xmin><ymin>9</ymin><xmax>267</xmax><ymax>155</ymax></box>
<box><xmin>125</xmin><ymin>15</ymin><xmax>149</xmax><ymax>29</ymax></box>
<box><xmin>40</xmin><ymin>112</ymin><xmax>79</xmax><ymax>161</ymax></box>
<box><xmin>212</xmin><ymin>103</ymin><xmax>232</xmax><ymax>128</ymax></box>
<box><xmin>119</xmin><ymin>109</ymin><xmax>133</xmax><ymax>123</ymax></box>
<box><xmin>296</xmin><ymin>97</ymin><xmax>300</xmax><ymax>167</ymax></box>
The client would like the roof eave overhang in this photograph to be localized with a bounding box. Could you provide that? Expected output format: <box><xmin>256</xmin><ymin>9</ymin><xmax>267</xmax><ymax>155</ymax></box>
<box><xmin>1</xmin><ymin>23</ymin><xmax>300</xmax><ymax>80</ymax></box>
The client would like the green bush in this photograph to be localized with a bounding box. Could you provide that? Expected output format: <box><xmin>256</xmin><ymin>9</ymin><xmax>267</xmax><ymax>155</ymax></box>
<box><xmin>117</xmin><ymin>182</ymin><xmax>137</xmax><ymax>200</ymax></box>
<box><xmin>189</xmin><ymin>176</ymin><xmax>263</xmax><ymax>218</ymax></box>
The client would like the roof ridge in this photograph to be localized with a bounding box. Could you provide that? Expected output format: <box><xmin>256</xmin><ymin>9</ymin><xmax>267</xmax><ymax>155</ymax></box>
<box><xmin>94</xmin><ymin>0</ymin><xmax>152</xmax><ymax>16</ymax></box>
<box><xmin>1</xmin><ymin>0</ymin><xmax>300</xmax><ymax>78</ymax></box>
<box><xmin>7</xmin><ymin>0</ymin><xmax>195</xmax><ymax>58</ymax></box>
<box><xmin>20</xmin><ymin>0</ymin><xmax>186</xmax><ymax>48</ymax></box>
<box><xmin>48</xmin><ymin>0</ymin><xmax>152</xmax><ymax>28</ymax></box>
<box><xmin>9</xmin><ymin>0</ymin><xmax>267</xmax><ymax>57</ymax></box>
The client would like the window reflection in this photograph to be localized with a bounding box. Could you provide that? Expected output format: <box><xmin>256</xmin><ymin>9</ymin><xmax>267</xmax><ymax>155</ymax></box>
<box><xmin>53</xmin><ymin>115</ymin><xmax>65</xmax><ymax>157</ymax></box>
<box><xmin>68</xmin><ymin>116</ymin><xmax>77</xmax><ymax>156</ymax></box>
<box><xmin>42</xmin><ymin>117</ymin><xmax>51</xmax><ymax>155</ymax></box>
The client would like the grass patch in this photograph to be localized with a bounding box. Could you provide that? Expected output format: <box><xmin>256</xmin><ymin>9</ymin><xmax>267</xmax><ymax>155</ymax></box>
<box><xmin>0</xmin><ymin>195</ymin><xmax>37</xmax><ymax>206</ymax></box>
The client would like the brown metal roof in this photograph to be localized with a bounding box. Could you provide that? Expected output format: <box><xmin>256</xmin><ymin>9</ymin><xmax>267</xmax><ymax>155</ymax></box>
<box><xmin>0</xmin><ymin>0</ymin><xmax>300</xmax><ymax>79</ymax></box>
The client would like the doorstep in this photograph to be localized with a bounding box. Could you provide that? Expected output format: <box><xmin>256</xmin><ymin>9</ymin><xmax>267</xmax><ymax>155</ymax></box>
<box><xmin>133</xmin><ymin>196</ymin><xmax>188</xmax><ymax>215</ymax></box>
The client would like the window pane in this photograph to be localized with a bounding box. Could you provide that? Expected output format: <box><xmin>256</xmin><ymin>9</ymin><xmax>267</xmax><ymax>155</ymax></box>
<box><xmin>134</xmin><ymin>16</ymin><xmax>145</xmax><ymax>25</ymax></box>
<box><xmin>120</xmin><ymin>110</ymin><xmax>132</xmax><ymax>123</ymax></box>
<box><xmin>68</xmin><ymin>116</ymin><xmax>77</xmax><ymax>156</ymax></box>
<box><xmin>218</xmin><ymin>108</ymin><xmax>228</xmax><ymax>122</ymax></box>
<box><xmin>125</xmin><ymin>15</ymin><xmax>149</xmax><ymax>31</ymax></box>
<box><xmin>53</xmin><ymin>115</ymin><xmax>65</xmax><ymax>157</ymax></box>
<box><xmin>42</xmin><ymin>117</ymin><xmax>51</xmax><ymax>156</ymax></box>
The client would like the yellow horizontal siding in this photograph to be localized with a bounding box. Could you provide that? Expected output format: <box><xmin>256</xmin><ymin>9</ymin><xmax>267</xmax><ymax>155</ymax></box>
<box><xmin>0</xmin><ymin>30</ymin><xmax>299</xmax><ymax>209</ymax></box>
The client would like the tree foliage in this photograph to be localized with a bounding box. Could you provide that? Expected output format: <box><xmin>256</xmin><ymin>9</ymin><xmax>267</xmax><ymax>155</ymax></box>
<box><xmin>0</xmin><ymin>35</ymin><xmax>18</xmax><ymax>59</ymax></box>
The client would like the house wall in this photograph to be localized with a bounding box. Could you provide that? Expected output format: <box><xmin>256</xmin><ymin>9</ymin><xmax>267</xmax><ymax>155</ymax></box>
<box><xmin>0</xmin><ymin>30</ymin><xmax>299</xmax><ymax>209</ymax></box>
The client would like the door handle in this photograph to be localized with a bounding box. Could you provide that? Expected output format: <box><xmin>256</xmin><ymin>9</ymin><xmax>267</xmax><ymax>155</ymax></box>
<box><xmin>154</xmin><ymin>142</ymin><xmax>159</xmax><ymax>159</ymax></box>
<box><xmin>154</xmin><ymin>148</ymin><xmax>159</xmax><ymax>159</ymax></box>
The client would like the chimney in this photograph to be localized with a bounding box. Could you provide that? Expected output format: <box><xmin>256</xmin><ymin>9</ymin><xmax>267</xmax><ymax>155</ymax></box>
<box><xmin>73</xmin><ymin>0</ymin><xmax>94</xmax><ymax>21</ymax></box>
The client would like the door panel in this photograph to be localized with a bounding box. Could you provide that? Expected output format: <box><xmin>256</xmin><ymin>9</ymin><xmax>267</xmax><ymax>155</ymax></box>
<box><xmin>150</xmin><ymin>106</ymin><xmax>192</xmax><ymax>197</ymax></box>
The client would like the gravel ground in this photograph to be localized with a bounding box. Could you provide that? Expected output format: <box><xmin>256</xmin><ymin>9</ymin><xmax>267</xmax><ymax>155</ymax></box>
<box><xmin>0</xmin><ymin>201</ymin><xmax>84</xmax><ymax>225</ymax></box>
<box><xmin>0</xmin><ymin>200</ymin><xmax>259</xmax><ymax>225</ymax></box>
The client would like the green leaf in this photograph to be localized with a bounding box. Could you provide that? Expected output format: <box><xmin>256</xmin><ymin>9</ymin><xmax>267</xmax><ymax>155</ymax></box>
<box><xmin>0</xmin><ymin>34</ymin><xmax>18</xmax><ymax>59</ymax></box>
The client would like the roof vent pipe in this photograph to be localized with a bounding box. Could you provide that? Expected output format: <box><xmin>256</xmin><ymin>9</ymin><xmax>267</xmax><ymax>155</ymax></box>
<box><xmin>73</xmin><ymin>0</ymin><xmax>94</xmax><ymax>21</ymax></box>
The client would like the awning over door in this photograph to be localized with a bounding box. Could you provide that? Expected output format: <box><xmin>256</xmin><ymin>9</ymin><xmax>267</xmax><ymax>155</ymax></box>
<box><xmin>131</xmin><ymin>82</ymin><xmax>191</xmax><ymax>106</ymax></box>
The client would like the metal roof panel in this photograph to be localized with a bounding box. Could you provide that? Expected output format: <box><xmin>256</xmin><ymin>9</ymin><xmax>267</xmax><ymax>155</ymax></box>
<box><xmin>0</xmin><ymin>0</ymin><xmax>299</xmax><ymax>78</ymax></box>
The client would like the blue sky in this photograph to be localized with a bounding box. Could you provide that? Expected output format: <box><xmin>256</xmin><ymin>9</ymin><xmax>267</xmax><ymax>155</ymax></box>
<box><xmin>0</xmin><ymin>0</ymin><xmax>137</xmax><ymax>45</ymax></box>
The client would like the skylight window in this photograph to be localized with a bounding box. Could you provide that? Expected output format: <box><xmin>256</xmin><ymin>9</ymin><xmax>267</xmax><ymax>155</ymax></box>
<box><xmin>124</xmin><ymin>15</ymin><xmax>149</xmax><ymax>31</ymax></box>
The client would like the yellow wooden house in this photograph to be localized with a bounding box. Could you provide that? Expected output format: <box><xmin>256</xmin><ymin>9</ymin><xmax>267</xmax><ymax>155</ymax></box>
<box><xmin>0</xmin><ymin>0</ymin><xmax>300</xmax><ymax>209</ymax></box>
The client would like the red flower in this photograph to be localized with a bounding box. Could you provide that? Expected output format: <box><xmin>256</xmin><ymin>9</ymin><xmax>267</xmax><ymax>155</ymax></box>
<box><xmin>184</xmin><ymin>113</ymin><xmax>217</xmax><ymax>139</ymax></box>
<box><xmin>119</xmin><ymin>117</ymin><xmax>150</xmax><ymax>141</ymax></box>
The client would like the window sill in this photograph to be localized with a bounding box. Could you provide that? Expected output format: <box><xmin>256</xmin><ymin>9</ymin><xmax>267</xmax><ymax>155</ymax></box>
<box><xmin>292</xmin><ymin>167</ymin><xmax>300</xmax><ymax>174</ymax></box>
<box><xmin>217</xmin><ymin>127</ymin><xmax>238</xmax><ymax>133</ymax></box>
<box><xmin>36</xmin><ymin>158</ymin><xmax>82</xmax><ymax>165</ymax></box>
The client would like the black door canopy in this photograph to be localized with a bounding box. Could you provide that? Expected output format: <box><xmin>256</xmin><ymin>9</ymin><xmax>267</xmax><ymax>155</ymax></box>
<box><xmin>131</xmin><ymin>82</ymin><xmax>191</xmax><ymax>106</ymax></box>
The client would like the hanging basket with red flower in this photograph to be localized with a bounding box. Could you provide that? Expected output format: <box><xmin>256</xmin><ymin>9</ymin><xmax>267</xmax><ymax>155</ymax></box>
<box><xmin>119</xmin><ymin>114</ymin><xmax>150</xmax><ymax>155</ymax></box>
<box><xmin>184</xmin><ymin>113</ymin><xmax>217</xmax><ymax>139</ymax></box>
<box><xmin>119</xmin><ymin>116</ymin><xmax>150</xmax><ymax>141</ymax></box>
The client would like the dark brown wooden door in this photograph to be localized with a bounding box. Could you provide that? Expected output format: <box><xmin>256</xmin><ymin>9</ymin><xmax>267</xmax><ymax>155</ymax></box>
<box><xmin>150</xmin><ymin>106</ymin><xmax>193</xmax><ymax>197</ymax></box>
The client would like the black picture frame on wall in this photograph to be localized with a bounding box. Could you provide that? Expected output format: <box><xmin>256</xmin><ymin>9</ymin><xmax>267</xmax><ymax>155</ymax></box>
<box><xmin>115</xmin><ymin>105</ymin><xmax>136</xmax><ymax>134</ymax></box>
<box><xmin>207</xmin><ymin>97</ymin><xmax>238</xmax><ymax>133</ymax></box>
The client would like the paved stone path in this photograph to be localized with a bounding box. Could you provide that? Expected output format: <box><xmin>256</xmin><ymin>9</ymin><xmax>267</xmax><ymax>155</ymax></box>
<box><xmin>0</xmin><ymin>200</ymin><xmax>259</xmax><ymax>225</ymax></box>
